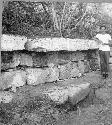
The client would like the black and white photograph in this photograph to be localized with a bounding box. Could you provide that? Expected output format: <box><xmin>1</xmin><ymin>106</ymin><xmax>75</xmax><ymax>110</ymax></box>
<box><xmin>1</xmin><ymin>1</ymin><xmax>112</xmax><ymax>125</ymax></box>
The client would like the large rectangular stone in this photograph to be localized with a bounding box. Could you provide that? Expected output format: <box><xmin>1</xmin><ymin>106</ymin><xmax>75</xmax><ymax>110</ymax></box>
<box><xmin>26</xmin><ymin>67</ymin><xmax>59</xmax><ymax>85</ymax></box>
<box><xmin>58</xmin><ymin>51</ymin><xmax>72</xmax><ymax>64</ymax></box>
<box><xmin>71</xmin><ymin>51</ymin><xmax>85</xmax><ymax>61</ymax></box>
<box><xmin>47</xmin><ymin>52</ymin><xmax>59</xmax><ymax>66</ymax></box>
<box><xmin>59</xmin><ymin>62</ymin><xmax>81</xmax><ymax>80</ymax></box>
<box><xmin>1</xmin><ymin>51</ymin><xmax>14</xmax><ymax>70</ymax></box>
<box><xmin>43</xmin><ymin>80</ymin><xmax>90</xmax><ymax>104</ymax></box>
<box><xmin>46</xmin><ymin>65</ymin><xmax>59</xmax><ymax>83</ymax></box>
<box><xmin>1</xmin><ymin>70</ymin><xmax>27</xmax><ymax>91</ymax></box>
<box><xmin>32</xmin><ymin>52</ymin><xmax>48</xmax><ymax>67</ymax></box>
<box><xmin>20</xmin><ymin>53</ymin><xmax>33</xmax><ymax>67</ymax></box>
<box><xmin>1</xmin><ymin>34</ymin><xmax>27</xmax><ymax>51</ymax></box>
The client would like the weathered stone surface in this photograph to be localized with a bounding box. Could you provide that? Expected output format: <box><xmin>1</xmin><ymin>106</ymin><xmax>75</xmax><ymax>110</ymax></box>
<box><xmin>95</xmin><ymin>88</ymin><xmax>111</xmax><ymax>100</ymax></box>
<box><xmin>59</xmin><ymin>62</ymin><xmax>73</xmax><ymax>80</ymax></box>
<box><xmin>1</xmin><ymin>51</ymin><xmax>14</xmax><ymax>70</ymax></box>
<box><xmin>70</xmin><ymin>62</ymin><xmax>81</xmax><ymax>78</ymax></box>
<box><xmin>68</xmin><ymin>83</ymin><xmax>90</xmax><ymax>105</ymax></box>
<box><xmin>1</xmin><ymin>70</ymin><xmax>26</xmax><ymax>91</ymax></box>
<box><xmin>32</xmin><ymin>52</ymin><xmax>48</xmax><ymax>67</ymax></box>
<box><xmin>44</xmin><ymin>81</ymin><xmax>90</xmax><ymax>104</ymax></box>
<box><xmin>47</xmin><ymin>52</ymin><xmax>59</xmax><ymax>66</ymax></box>
<box><xmin>11</xmin><ymin>52</ymin><xmax>21</xmax><ymax>67</ymax></box>
<box><xmin>71</xmin><ymin>52</ymin><xmax>85</xmax><ymax>61</ymax></box>
<box><xmin>12</xmin><ymin>79</ymin><xmax>90</xmax><ymax>106</ymax></box>
<box><xmin>20</xmin><ymin>53</ymin><xmax>33</xmax><ymax>66</ymax></box>
<box><xmin>46</xmin><ymin>64</ymin><xmax>59</xmax><ymax>83</ymax></box>
<box><xmin>26</xmin><ymin>68</ymin><xmax>48</xmax><ymax>85</ymax></box>
<box><xmin>59</xmin><ymin>62</ymin><xmax>82</xmax><ymax>80</ymax></box>
<box><xmin>1</xmin><ymin>34</ymin><xmax>27</xmax><ymax>51</ymax></box>
<box><xmin>58</xmin><ymin>51</ymin><xmax>71</xmax><ymax>64</ymax></box>
<box><xmin>0</xmin><ymin>91</ymin><xmax>14</xmax><ymax>103</ymax></box>
<box><xmin>26</xmin><ymin>67</ymin><xmax>59</xmax><ymax>85</ymax></box>
<box><xmin>78</xmin><ymin>60</ymin><xmax>85</xmax><ymax>74</ymax></box>
<box><xmin>84</xmin><ymin>60</ymin><xmax>90</xmax><ymax>73</ymax></box>
<box><xmin>25</xmin><ymin>38</ymin><xmax>99</xmax><ymax>52</ymax></box>
<box><xmin>89</xmin><ymin>58</ymin><xmax>99</xmax><ymax>71</ymax></box>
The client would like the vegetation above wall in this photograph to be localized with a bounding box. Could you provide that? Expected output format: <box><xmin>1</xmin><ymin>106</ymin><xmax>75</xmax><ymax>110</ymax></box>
<box><xmin>2</xmin><ymin>1</ymin><xmax>112</xmax><ymax>39</ymax></box>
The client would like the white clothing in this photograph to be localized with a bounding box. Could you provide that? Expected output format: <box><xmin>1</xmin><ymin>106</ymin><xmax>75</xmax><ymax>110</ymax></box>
<box><xmin>96</xmin><ymin>34</ymin><xmax>111</xmax><ymax>51</ymax></box>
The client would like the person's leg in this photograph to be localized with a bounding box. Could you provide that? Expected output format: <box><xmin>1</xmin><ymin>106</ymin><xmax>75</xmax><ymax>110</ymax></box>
<box><xmin>99</xmin><ymin>50</ymin><xmax>105</xmax><ymax>77</ymax></box>
<box><xmin>104</xmin><ymin>51</ymin><xmax>110</xmax><ymax>78</ymax></box>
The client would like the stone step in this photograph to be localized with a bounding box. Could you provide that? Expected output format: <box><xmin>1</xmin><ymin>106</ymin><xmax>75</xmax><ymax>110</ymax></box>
<box><xmin>12</xmin><ymin>79</ymin><xmax>90</xmax><ymax>105</ymax></box>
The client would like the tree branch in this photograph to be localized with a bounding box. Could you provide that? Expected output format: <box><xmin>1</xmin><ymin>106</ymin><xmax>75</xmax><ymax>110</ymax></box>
<box><xmin>71</xmin><ymin>7</ymin><xmax>87</xmax><ymax>31</ymax></box>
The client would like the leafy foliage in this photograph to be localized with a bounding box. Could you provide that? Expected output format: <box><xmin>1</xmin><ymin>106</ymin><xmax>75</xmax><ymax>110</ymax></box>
<box><xmin>2</xmin><ymin>1</ymin><xmax>112</xmax><ymax>38</ymax></box>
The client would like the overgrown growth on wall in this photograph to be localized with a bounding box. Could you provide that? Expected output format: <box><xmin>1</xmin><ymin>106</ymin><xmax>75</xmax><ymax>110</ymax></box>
<box><xmin>2</xmin><ymin>1</ymin><xmax>112</xmax><ymax>38</ymax></box>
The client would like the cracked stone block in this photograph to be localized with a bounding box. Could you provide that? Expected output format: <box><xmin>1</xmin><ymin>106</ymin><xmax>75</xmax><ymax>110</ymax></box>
<box><xmin>1</xmin><ymin>70</ymin><xmax>27</xmax><ymax>91</ymax></box>
<box><xmin>44</xmin><ymin>81</ymin><xmax>90</xmax><ymax>104</ymax></box>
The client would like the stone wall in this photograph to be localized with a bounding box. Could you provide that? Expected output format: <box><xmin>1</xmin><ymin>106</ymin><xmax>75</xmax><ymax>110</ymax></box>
<box><xmin>1</xmin><ymin>34</ymin><xmax>110</xmax><ymax>93</ymax></box>
<box><xmin>1</xmin><ymin>49</ymin><xmax>99</xmax><ymax>92</ymax></box>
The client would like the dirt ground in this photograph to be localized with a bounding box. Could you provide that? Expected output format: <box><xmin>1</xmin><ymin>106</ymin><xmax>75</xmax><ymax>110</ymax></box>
<box><xmin>0</xmin><ymin>70</ymin><xmax>112</xmax><ymax>125</ymax></box>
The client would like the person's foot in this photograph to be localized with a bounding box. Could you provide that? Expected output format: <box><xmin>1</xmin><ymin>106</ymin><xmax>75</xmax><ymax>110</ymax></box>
<box><xmin>102</xmin><ymin>73</ymin><xmax>107</xmax><ymax>79</ymax></box>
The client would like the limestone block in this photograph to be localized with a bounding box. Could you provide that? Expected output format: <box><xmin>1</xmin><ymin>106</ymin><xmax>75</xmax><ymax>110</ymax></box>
<box><xmin>70</xmin><ymin>51</ymin><xmax>85</xmax><ymax>62</ymax></box>
<box><xmin>70</xmin><ymin>62</ymin><xmax>81</xmax><ymax>78</ymax></box>
<box><xmin>20</xmin><ymin>53</ymin><xmax>33</xmax><ymax>66</ymax></box>
<box><xmin>47</xmin><ymin>52</ymin><xmax>59</xmax><ymax>66</ymax></box>
<box><xmin>78</xmin><ymin>60</ymin><xmax>85</xmax><ymax>74</ymax></box>
<box><xmin>46</xmin><ymin>64</ymin><xmax>59</xmax><ymax>83</ymax></box>
<box><xmin>58</xmin><ymin>51</ymin><xmax>71</xmax><ymax>64</ymax></box>
<box><xmin>1</xmin><ymin>51</ymin><xmax>13</xmax><ymax>70</ymax></box>
<box><xmin>25</xmin><ymin>38</ymin><xmax>99</xmax><ymax>52</ymax></box>
<box><xmin>32</xmin><ymin>52</ymin><xmax>47</xmax><ymax>67</ymax></box>
<box><xmin>1</xmin><ymin>34</ymin><xmax>27</xmax><ymax>51</ymax></box>
<box><xmin>11</xmin><ymin>52</ymin><xmax>21</xmax><ymax>67</ymax></box>
<box><xmin>0</xmin><ymin>91</ymin><xmax>14</xmax><ymax>103</ymax></box>
<box><xmin>68</xmin><ymin>83</ymin><xmax>90</xmax><ymax>105</ymax></box>
<box><xmin>1</xmin><ymin>70</ymin><xmax>26</xmax><ymax>92</ymax></box>
<box><xmin>59</xmin><ymin>62</ymin><xmax>72</xmax><ymax>80</ymax></box>
<box><xmin>26</xmin><ymin>68</ymin><xmax>49</xmax><ymax>85</ymax></box>
<box><xmin>59</xmin><ymin>62</ymin><xmax>82</xmax><ymax>80</ymax></box>
<box><xmin>44</xmin><ymin>81</ymin><xmax>90</xmax><ymax>104</ymax></box>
